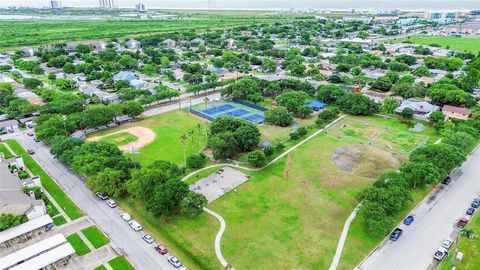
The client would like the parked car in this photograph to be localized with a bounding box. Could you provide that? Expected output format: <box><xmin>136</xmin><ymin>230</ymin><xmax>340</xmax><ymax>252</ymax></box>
<box><xmin>457</xmin><ymin>216</ymin><xmax>469</xmax><ymax>228</ymax></box>
<box><xmin>128</xmin><ymin>220</ymin><xmax>142</xmax><ymax>231</ymax></box>
<box><xmin>95</xmin><ymin>192</ymin><xmax>109</xmax><ymax>200</ymax></box>
<box><xmin>403</xmin><ymin>215</ymin><xmax>414</xmax><ymax>225</ymax></box>
<box><xmin>33</xmin><ymin>137</ymin><xmax>40</xmax><ymax>142</ymax></box>
<box><xmin>466</xmin><ymin>207</ymin><xmax>475</xmax><ymax>215</ymax></box>
<box><xmin>106</xmin><ymin>200</ymin><xmax>117</xmax><ymax>208</ymax></box>
<box><xmin>27</xmin><ymin>149</ymin><xmax>35</xmax><ymax>154</ymax></box>
<box><xmin>45</xmin><ymin>222</ymin><xmax>55</xmax><ymax>231</ymax></box>
<box><xmin>155</xmin><ymin>244</ymin><xmax>168</xmax><ymax>255</ymax></box>
<box><xmin>168</xmin><ymin>256</ymin><xmax>182</xmax><ymax>268</ymax></box>
<box><xmin>433</xmin><ymin>247</ymin><xmax>449</xmax><ymax>261</ymax></box>
<box><xmin>441</xmin><ymin>239</ymin><xmax>453</xmax><ymax>250</ymax></box>
<box><xmin>7</xmin><ymin>129</ymin><xmax>13</xmax><ymax>133</ymax></box>
<box><xmin>27</xmin><ymin>123</ymin><xmax>33</xmax><ymax>129</ymax></box>
<box><xmin>471</xmin><ymin>199</ymin><xmax>480</xmax><ymax>208</ymax></box>
<box><xmin>26</xmin><ymin>132</ymin><xmax>34</xmax><ymax>136</ymax></box>
<box><xmin>441</xmin><ymin>176</ymin><xmax>451</xmax><ymax>185</ymax></box>
<box><xmin>121</xmin><ymin>213</ymin><xmax>131</xmax><ymax>222</ymax></box>
<box><xmin>390</xmin><ymin>228</ymin><xmax>403</xmax><ymax>241</ymax></box>
<box><xmin>142</xmin><ymin>234</ymin><xmax>154</xmax><ymax>244</ymax></box>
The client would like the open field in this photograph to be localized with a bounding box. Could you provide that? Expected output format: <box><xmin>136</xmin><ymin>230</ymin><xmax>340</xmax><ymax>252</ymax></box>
<box><xmin>393</xmin><ymin>35</ymin><xmax>480</xmax><ymax>53</ymax></box>
<box><xmin>98</xmin><ymin>132</ymin><xmax>139</xmax><ymax>147</ymax></box>
<box><xmin>67</xmin><ymin>233</ymin><xmax>91</xmax><ymax>256</ymax></box>
<box><xmin>5</xmin><ymin>139</ymin><xmax>83</xmax><ymax>220</ymax></box>
<box><xmin>117</xmin><ymin>115</ymin><xmax>439</xmax><ymax>270</ymax></box>
<box><xmin>0</xmin><ymin>15</ymin><xmax>313</xmax><ymax>51</ymax></box>
<box><xmin>88</xmin><ymin>110</ymin><xmax>208</xmax><ymax>167</ymax></box>
<box><xmin>108</xmin><ymin>256</ymin><xmax>135</xmax><ymax>270</ymax></box>
<box><xmin>81</xmin><ymin>226</ymin><xmax>110</xmax><ymax>249</ymax></box>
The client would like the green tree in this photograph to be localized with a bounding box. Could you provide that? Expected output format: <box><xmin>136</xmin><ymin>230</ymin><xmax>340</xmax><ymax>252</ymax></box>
<box><xmin>264</xmin><ymin>107</ymin><xmax>293</xmax><ymax>126</ymax></box>
<box><xmin>121</xmin><ymin>100</ymin><xmax>144</xmax><ymax>118</ymax></box>
<box><xmin>371</xmin><ymin>76</ymin><xmax>392</xmax><ymax>92</ymax></box>
<box><xmin>316</xmin><ymin>85</ymin><xmax>346</xmax><ymax>104</ymax></box>
<box><xmin>401</xmin><ymin>108</ymin><xmax>414</xmax><ymax>119</ymax></box>
<box><xmin>87</xmin><ymin>168</ymin><xmax>127</xmax><ymax>197</ymax></box>
<box><xmin>181</xmin><ymin>192</ymin><xmax>208</xmax><ymax>218</ymax></box>
<box><xmin>337</xmin><ymin>93</ymin><xmax>379</xmax><ymax>115</ymax></box>
<box><xmin>0</xmin><ymin>214</ymin><xmax>28</xmax><ymax>232</ymax></box>
<box><xmin>22</xmin><ymin>78</ymin><xmax>43</xmax><ymax>89</ymax></box>
<box><xmin>381</xmin><ymin>97</ymin><xmax>400</xmax><ymax>114</ymax></box>
<box><xmin>248</xmin><ymin>150</ymin><xmax>267</xmax><ymax>167</ymax></box>
<box><xmin>146</xmin><ymin>179</ymin><xmax>189</xmax><ymax>218</ymax></box>
<box><xmin>275</xmin><ymin>91</ymin><xmax>309</xmax><ymax>116</ymax></box>
<box><xmin>80</xmin><ymin>105</ymin><xmax>115</xmax><ymax>128</ymax></box>
<box><xmin>399</xmin><ymin>161</ymin><xmax>442</xmax><ymax>188</ymax></box>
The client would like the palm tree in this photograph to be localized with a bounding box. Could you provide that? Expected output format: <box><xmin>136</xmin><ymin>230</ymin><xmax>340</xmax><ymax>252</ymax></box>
<box><xmin>180</xmin><ymin>134</ymin><xmax>187</xmax><ymax>168</ymax></box>
<box><xmin>203</xmin><ymin>97</ymin><xmax>210</xmax><ymax>109</ymax></box>
<box><xmin>196</xmin><ymin>124</ymin><xmax>203</xmax><ymax>152</ymax></box>
<box><xmin>188</xmin><ymin>130</ymin><xmax>195</xmax><ymax>155</ymax></box>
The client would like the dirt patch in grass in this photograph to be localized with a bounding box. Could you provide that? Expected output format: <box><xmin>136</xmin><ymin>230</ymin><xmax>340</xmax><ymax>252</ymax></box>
<box><xmin>88</xmin><ymin>126</ymin><xmax>155</xmax><ymax>152</ymax></box>
<box><xmin>331</xmin><ymin>145</ymin><xmax>404</xmax><ymax>178</ymax></box>
<box><xmin>283</xmin><ymin>155</ymin><xmax>292</xmax><ymax>178</ymax></box>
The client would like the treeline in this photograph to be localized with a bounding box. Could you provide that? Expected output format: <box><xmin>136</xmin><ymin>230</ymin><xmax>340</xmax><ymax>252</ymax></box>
<box><xmin>50</xmin><ymin>136</ymin><xmax>208</xmax><ymax>219</ymax></box>
<box><xmin>357</xmin><ymin>118</ymin><xmax>480</xmax><ymax>236</ymax></box>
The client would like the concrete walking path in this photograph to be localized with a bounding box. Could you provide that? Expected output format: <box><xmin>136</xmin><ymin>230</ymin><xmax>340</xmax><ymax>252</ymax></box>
<box><xmin>328</xmin><ymin>204</ymin><xmax>361</xmax><ymax>270</ymax></box>
<box><xmin>203</xmin><ymin>207</ymin><xmax>230</xmax><ymax>269</ymax></box>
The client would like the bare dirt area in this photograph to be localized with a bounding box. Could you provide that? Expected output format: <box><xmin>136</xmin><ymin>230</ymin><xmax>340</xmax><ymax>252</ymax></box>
<box><xmin>331</xmin><ymin>145</ymin><xmax>404</xmax><ymax>178</ymax></box>
<box><xmin>88</xmin><ymin>126</ymin><xmax>156</xmax><ymax>152</ymax></box>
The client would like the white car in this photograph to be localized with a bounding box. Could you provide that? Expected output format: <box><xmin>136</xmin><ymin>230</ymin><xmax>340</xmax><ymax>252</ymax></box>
<box><xmin>433</xmin><ymin>247</ymin><xmax>449</xmax><ymax>261</ymax></box>
<box><xmin>168</xmin><ymin>256</ymin><xmax>182</xmax><ymax>268</ymax></box>
<box><xmin>441</xmin><ymin>239</ymin><xmax>453</xmax><ymax>249</ymax></box>
<box><xmin>121</xmin><ymin>213</ymin><xmax>131</xmax><ymax>222</ymax></box>
<box><xmin>179</xmin><ymin>267</ymin><xmax>189</xmax><ymax>270</ymax></box>
<box><xmin>106</xmin><ymin>200</ymin><xmax>117</xmax><ymax>208</ymax></box>
<box><xmin>128</xmin><ymin>220</ymin><xmax>142</xmax><ymax>231</ymax></box>
<box><xmin>142</xmin><ymin>234</ymin><xmax>154</xmax><ymax>244</ymax></box>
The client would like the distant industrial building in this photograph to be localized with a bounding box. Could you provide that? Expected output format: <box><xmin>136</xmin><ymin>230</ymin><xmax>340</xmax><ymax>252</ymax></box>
<box><xmin>424</xmin><ymin>11</ymin><xmax>459</xmax><ymax>20</ymax></box>
<box><xmin>443</xmin><ymin>21</ymin><xmax>480</xmax><ymax>35</ymax></box>
<box><xmin>135</xmin><ymin>3</ymin><xmax>147</xmax><ymax>12</ymax></box>
<box><xmin>99</xmin><ymin>0</ymin><xmax>114</xmax><ymax>9</ymax></box>
<box><xmin>50</xmin><ymin>0</ymin><xmax>62</xmax><ymax>9</ymax></box>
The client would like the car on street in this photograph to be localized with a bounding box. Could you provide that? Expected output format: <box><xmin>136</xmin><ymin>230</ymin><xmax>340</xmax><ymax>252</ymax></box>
<box><xmin>142</xmin><ymin>234</ymin><xmax>154</xmax><ymax>244</ymax></box>
<box><xmin>33</xmin><ymin>137</ymin><xmax>40</xmax><ymax>142</ymax></box>
<box><xmin>95</xmin><ymin>192</ymin><xmax>109</xmax><ymax>200</ymax></box>
<box><xmin>27</xmin><ymin>123</ymin><xmax>33</xmax><ymax>128</ymax></box>
<box><xmin>168</xmin><ymin>256</ymin><xmax>182</xmax><ymax>268</ymax></box>
<box><xmin>466</xmin><ymin>207</ymin><xmax>475</xmax><ymax>215</ymax></box>
<box><xmin>403</xmin><ymin>215</ymin><xmax>414</xmax><ymax>225</ymax></box>
<box><xmin>7</xmin><ymin>129</ymin><xmax>13</xmax><ymax>133</ymax></box>
<box><xmin>441</xmin><ymin>176</ymin><xmax>451</xmax><ymax>185</ymax></box>
<box><xmin>390</xmin><ymin>228</ymin><xmax>403</xmax><ymax>241</ymax></box>
<box><xmin>106</xmin><ymin>200</ymin><xmax>117</xmax><ymax>208</ymax></box>
<box><xmin>457</xmin><ymin>216</ymin><xmax>470</xmax><ymax>228</ymax></box>
<box><xmin>27</xmin><ymin>149</ymin><xmax>35</xmax><ymax>154</ymax></box>
<box><xmin>45</xmin><ymin>222</ymin><xmax>55</xmax><ymax>231</ymax></box>
<box><xmin>471</xmin><ymin>199</ymin><xmax>480</xmax><ymax>208</ymax></box>
<box><xmin>179</xmin><ymin>267</ymin><xmax>189</xmax><ymax>270</ymax></box>
<box><xmin>128</xmin><ymin>220</ymin><xmax>142</xmax><ymax>231</ymax></box>
<box><xmin>433</xmin><ymin>247</ymin><xmax>449</xmax><ymax>261</ymax></box>
<box><xmin>155</xmin><ymin>244</ymin><xmax>168</xmax><ymax>255</ymax></box>
<box><xmin>121</xmin><ymin>213</ymin><xmax>131</xmax><ymax>222</ymax></box>
<box><xmin>441</xmin><ymin>239</ymin><xmax>453</xmax><ymax>250</ymax></box>
<box><xmin>26</xmin><ymin>132</ymin><xmax>34</xmax><ymax>136</ymax></box>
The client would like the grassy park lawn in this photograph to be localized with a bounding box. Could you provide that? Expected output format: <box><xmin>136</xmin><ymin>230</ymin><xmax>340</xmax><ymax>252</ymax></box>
<box><xmin>94</xmin><ymin>266</ymin><xmax>107</xmax><ymax>270</ymax></box>
<box><xmin>108</xmin><ymin>256</ymin><xmax>135</xmax><ymax>270</ymax></box>
<box><xmin>89</xmin><ymin>110</ymin><xmax>208</xmax><ymax>167</ymax></box>
<box><xmin>393</xmin><ymin>35</ymin><xmax>480</xmax><ymax>53</ymax></box>
<box><xmin>99</xmin><ymin>132</ymin><xmax>138</xmax><ymax>146</ymax></box>
<box><xmin>67</xmin><ymin>233</ymin><xmax>91</xmax><ymax>256</ymax></box>
<box><xmin>81</xmin><ymin>226</ymin><xmax>110</xmax><ymax>249</ymax></box>
<box><xmin>0</xmin><ymin>143</ymin><xmax>13</xmax><ymax>158</ymax></box>
<box><xmin>5</xmin><ymin>140</ymin><xmax>83</xmax><ymax>220</ymax></box>
<box><xmin>117</xmin><ymin>115</ymin><xmax>439</xmax><ymax>270</ymax></box>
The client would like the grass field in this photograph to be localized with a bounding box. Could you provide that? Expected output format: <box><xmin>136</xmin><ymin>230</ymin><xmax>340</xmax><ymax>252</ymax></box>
<box><xmin>81</xmin><ymin>226</ymin><xmax>110</xmax><ymax>249</ymax></box>
<box><xmin>5</xmin><ymin>139</ymin><xmax>83</xmax><ymax>220</ymax></box>
<box><xmin>52</xmin><ymin>215</ymin><xmax>67</xmax><ymax>226</ymax></box>
<box><xmin>99</xmin><ymin>132</ymin><xmax>138</xmax><ymax>146</ymax></box>
<box><xmin>89</xmin><ymin>110</ymin><xmax>208</xmax><ymax>167</ymax></box>
<box><xmin>94</xmin><ymin>266</ymin><xmax>107</xmax><ymax>270</ymax></box>
<box><xmin>393</xmin><ymin>35</ymin><xmax>480</xmax><ymax>53</ymax></box>
<box><xmin>0</xmin><ymin>143</ymin><xmax>13</xmax><ymax>158</ymax></box>
<box><xmin>67</xmin><ymin>233</ymin><xmax>91</xmax><ymax>256</ymax></box>
<box><xmin>108</xmin><ymin>256</ymin><xmax>135</xmax><ymax>270</ymax></box>
<box><xmin>440</xmin><ymin>212</ymin><xmax>480</xmax><ymax>270</ymax></box>
<box><xmin>0</xmin><ymin>15</ymin><xmax>312</xmax><ymax>51</ymax></box>
<box><xmin>117</xmin><ymin>115</ymin><xmax>439</xmax><ymax>270</ymax></box>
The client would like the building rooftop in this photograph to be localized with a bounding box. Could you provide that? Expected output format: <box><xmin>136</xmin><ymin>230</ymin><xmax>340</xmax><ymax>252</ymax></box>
<box><xmin>442</xmin><ymin>105</ymin><xmax>472</xmax><ymax>115</ymax></box>
<box><xmin>0</xmin><ymin>214</ymin><xmax>53</xmax><ymax>244</ymax></box>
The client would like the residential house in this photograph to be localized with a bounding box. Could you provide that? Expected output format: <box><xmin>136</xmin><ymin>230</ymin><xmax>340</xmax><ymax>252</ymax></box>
<box><xmin>0</xmin><ymin>120</ymin><xmax>19</xmax><ymax>133</ymax></box>
<box><xmin>395</xmin><ymin>98</ymin><xmax>439</xmax><ymax>120</ymax></box>
<box><xmin>113</xmin><ymin>71</ymin><xmax>136</xmax><ymax>82</ymax></box>
<box><xmin>163</xmin><ymin>39</ymin><xmax>177</xmax><ymax>48</ymax></box>
<box><xmin>442</xmin><ymin>105</ymin><xmax>472</xmax><ymax>121</ymax></box>
<box><xmin>125</xmin><ymin>39</ymin><xmax>141</xmax><ymax>50</ymax></box>
<box><xmin>21</xmin><ymin>48</ymin><xmax>35</xmax><ymax>57</ymax></box>
<box><xmin>191</xmin><ymin>38</ymin><xmax>205</xmax><ymax>46</ymax></box>
<box><xmin>71</xmin><ymin>130</ymin><xmax>86</xmax><ymax>140</ymax></box>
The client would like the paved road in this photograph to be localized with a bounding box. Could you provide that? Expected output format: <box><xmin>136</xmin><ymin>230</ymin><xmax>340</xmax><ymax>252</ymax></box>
<box><xmin>357</xmin><ymin>146</ymin><xmax>480</xmax><ymax>270</ymax></box>
<box><xmin>1</xmin><ymin>131</ymin><xmax>178</xmax><ymax>270</ymax></box>
<box><xmin>143</xmin><ymin>91</ymin><xmax>222</xmax><ymax>117</ymax></box>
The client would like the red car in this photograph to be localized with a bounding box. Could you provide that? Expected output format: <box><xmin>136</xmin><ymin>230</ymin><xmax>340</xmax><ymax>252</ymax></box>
<box><xmin>155</xmin><ymin>244</ymin><xmax>167</xmax><ymax>255</ymax></box>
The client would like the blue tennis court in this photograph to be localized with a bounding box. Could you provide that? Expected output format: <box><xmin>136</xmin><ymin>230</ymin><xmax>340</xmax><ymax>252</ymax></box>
<box><xmin>243</xmin><ymin>114</ymin><xmax>265</xmax><ymax>124</ymax></box>
<box><xmin>203</xmin><ymin>104</ymin><xmax>235</xmax><ymax>115</ymax></box>
<box><xmin>191</xmin><ymin>101</ymin><xmax>266</xmax><ymax>124</ymax></box>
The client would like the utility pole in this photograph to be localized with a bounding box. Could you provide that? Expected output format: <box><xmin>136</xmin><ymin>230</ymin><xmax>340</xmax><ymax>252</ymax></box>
<box><xmin>208</xmin><ymin>0</ymin><xmax>211</xmax><ymax>10</ymax></box>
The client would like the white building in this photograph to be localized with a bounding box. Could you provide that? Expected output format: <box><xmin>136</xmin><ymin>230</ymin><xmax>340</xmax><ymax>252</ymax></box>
<box><xmin>99</xmin><ymin>0</ymin><xmax>114</xmax><ymax>8</ymax></box>
<box><xmin>135</xmin><ymin>3</ymin><xmax>147</xmax><ymax>12</ymax></box>
<box><xmin>50</xmin><ymin>0</ymin><xmax>62</xmax><ymax>9</ymax></box>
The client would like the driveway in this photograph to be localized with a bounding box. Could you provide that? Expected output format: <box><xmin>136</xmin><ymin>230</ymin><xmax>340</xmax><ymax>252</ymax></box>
<box><xmin>357</xmin><ymin>146</ymin><xmax>480</xmax><ymax>270</ymax></box>
<box><xmin>1</xmin><ymin>132</ymin><xmax>178</xmax><ymax>270</ymax></box>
